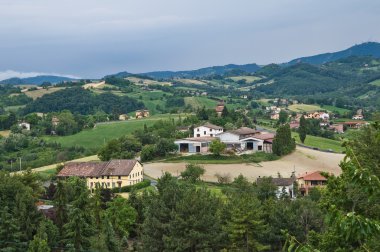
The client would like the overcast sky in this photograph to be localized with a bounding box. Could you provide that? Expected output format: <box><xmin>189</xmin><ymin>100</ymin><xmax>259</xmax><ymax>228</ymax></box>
<box><xmin>0</xmin><ymin>0</ymin><xmax>379</xmax><ymax>79</ymax></box>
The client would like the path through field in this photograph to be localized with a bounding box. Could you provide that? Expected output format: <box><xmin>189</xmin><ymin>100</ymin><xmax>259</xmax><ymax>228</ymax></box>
<box><xmin>144</xmin><ymin>146</ymin><xmax>344</xmax><ymax>182</ymax></box>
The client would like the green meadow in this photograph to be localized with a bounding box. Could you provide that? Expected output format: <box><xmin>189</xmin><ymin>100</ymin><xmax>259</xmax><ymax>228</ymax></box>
<box><xmin>44</xmin><ymin>114</ymin><xmax>183</xmax><ymax>150</ymax></box>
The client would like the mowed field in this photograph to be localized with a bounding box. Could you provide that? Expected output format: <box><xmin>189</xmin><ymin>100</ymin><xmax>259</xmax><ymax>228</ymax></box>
<box><xmin>144</xmin><ymin>146</ymin><xmax>344</xmax><ymax>182</ymax></box>
<box><xmin>44</xmin><ymin>114</ymin><xmax>184</xmax><ymax>149</ymax></box>
<box><xmin>23</xmin><ymin>87</ymin><xmax>65</xmax><ymax>99</ymax></box>
<box><xmin>184</xmin><ymin>96</ymin><xmax>218</xmax><ymax>109</ymax></box>
<box><xmin>288</xmin><ymin>104</ymin><xmax>323</xmax><ymax>112</ymax></box>
<box><xmin>292</xmin><ymin>132</ymin><xmax>344</xmax><ymax>153</ymax></box>
<box><xmin>229</xmin><ymin>76</ymin><xmax>261</xmax><ymax>83</ymax></box>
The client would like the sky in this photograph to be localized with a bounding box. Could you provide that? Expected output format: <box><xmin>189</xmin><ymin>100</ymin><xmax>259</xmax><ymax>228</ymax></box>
<box><xmin>0</xmin><ymin>0</ymin><xmax>380</xmax><ymax>80</ymax></box>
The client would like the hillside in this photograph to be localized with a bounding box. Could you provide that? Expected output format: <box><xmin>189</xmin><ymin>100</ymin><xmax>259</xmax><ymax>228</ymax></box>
<box><xmin>0</xmin><ymin>75</ymin><xmax>76</xmax><ymax>85</ymax></box>
<box><xmin>286</xmin><ymin>42</ymin><xmax>380</xmax><ymax>65</ymax></box>
<box><xmin>109</xmin><ymin>63</ymin><xmax>261</xmax><ymax>79</ymax></box>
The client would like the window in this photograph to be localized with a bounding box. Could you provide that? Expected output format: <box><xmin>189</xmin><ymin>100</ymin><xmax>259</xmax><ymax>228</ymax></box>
<box><xmin>209</xmin><ymin>128</ymin><xmax>212</xmax><ymax>131</ymax></box>
<box><xmin>197</xmin><ymin>128</ymin><xmax>200</xmax><ymax>132</ymax></box>
<box><xmin>101</xmin><ymin>176</ymin><xmax>104</xmax><ymax>179</ymax></box>
<box><xmin>95</xmin><ymin>177</ymin><xmax>98</xmax><ymax>179</ymax></box>
<box><xmin>210</xmin><ymin>134</ymin><xmax>213</xmax><ymax>137</ymax></box>
<box><xmin>112</xmin><ymin>182</ymin><xmax>115</xmax><ymax>188</ymax></box>
<box><xmin>204</xmin><ymin>131</ymin><xmax>206</xmax><ymax>135</ymax></box>
<box><xmin>90</xmin><ymin>177</ymin><xmax>93</xmax><ymax>179</ymax></box>
<box><xmin>118</xmin><ymin>176</ymin><xmax>121</xmax><ymax>179</ymax></box>
<box><xmin>258</xmin><ymin>145</ymin><xmax>262</xmax><ymax>151</ymax></box>
<box><xmin>90</xmin><ymin>182</ymin><xmax>93</xmax><ymax>187</ymax></box>
<box><xmin>107</xmin><ymin>176</ymin><xmax>110</xmax><ymax>179</ymax></box>
<box><xmin>107</xmin><ymin>182</ymin><xmax>110</xmax><ymax>187</ymax></box>
<box><xmin>197</xmin><ymin>134</ymin><xmax>200</xmax><ymax>137</ymax></box>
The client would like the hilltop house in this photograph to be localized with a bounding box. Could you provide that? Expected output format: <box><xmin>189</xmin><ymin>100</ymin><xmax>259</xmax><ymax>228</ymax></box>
<box><xmin>193</xmin><ymin>123</ymin><xmax>223</xmax><ymax>137</ymax></box>
<box><xmin>57</xmin><ymin>159</ymin><xmax>144</xmax><ymax>192</ymax></box>
<box><xmin>256</xmin><ymin>176</ymin><xmax>296</xmax><ymax>198</ymax></box>
<box><xmin>329</xmin><ymin>124</ymin><xmax>344</xmax><ymax>134</ymax></box>
<box><xmin>297</xmin><ymin>171</ymin><xmax>327</xmax><ymax>196</ymax></box>
<box><xmin>18</xmin><ymin>122</ymin><xmax>31</xmax><ymax>131</ymax></box>
<box><xmin>135</xmin><ymin>110</ymin><xmax>150</xmax><ymax>119</ymax></box>
<box><xmin>215</xmin><ymin>102</ymin><xmax>225</xmax><ymax>117</ymax></box>
<box><xmin>119</xmin><ymin>114</ymin><xmax>129</xmax><ymax>121</ymax></box>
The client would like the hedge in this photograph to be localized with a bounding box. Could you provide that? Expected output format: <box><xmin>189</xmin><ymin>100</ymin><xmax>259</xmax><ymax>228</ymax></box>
<box><xmin>111</xmin><ymin>179</ymin><xmax>151</xmax><ymax>193</ymax></box>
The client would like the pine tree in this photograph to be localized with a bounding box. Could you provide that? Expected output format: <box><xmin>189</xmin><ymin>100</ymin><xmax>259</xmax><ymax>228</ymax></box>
<box><xmin>0</xmin><ymin>207</ymin><xmax>24</xmax><ymax>251</ymax></box>
<box><xmin>299</xmin><ymin>115</ymin><xmax>307</xmax><ymax>143</ymax></box>
<box><xmin>272</xmin><ymin>124</ymin><xmax>296</xmax><ymax>156</ymax></box>
<box><xmin>54</xmin><ymin>180</ymin><xmax>68</xmax><ymax>234</ymax></box>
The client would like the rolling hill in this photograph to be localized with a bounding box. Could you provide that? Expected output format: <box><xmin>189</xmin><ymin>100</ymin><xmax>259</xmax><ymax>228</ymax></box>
<box><xmin>286</xmin><ymin>42</ymin><xmax>380</xmax><ymax>65</ymax></box>
<box><xmin>0</xmin><ymin>75</ymin><xmax>77</xmax><ymax>85</ymax></box>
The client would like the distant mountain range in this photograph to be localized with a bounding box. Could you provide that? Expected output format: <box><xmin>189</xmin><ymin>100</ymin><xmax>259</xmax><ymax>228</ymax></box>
<box><xmin>286</xmin><ymin>42</ymin><xmax>380</xmax><ymax>65</ymax></box>
<box><xmin>1</xmin><ymin>42</ymin><xmax>380</xmax><ymax>84</ymax></box>
<box><xmin>108</xmin><ymin>42</ymin><xmax>380</xmax><ymax>79</ymax></box>
<box><xmin>0</xmin><ymin>75</ymin><xmax>76</xmax><ymax>85</ymax></box>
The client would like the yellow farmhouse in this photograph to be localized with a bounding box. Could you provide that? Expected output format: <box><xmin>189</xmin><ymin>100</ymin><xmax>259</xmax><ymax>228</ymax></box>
<box><xmin>57</xmin><ymin>159</ymin><xmax>144</xmax><ymax>191</ymax></box>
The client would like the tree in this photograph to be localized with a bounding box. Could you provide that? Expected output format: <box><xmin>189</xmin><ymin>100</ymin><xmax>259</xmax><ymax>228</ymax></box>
<box><xmin>98</xmin><ymin>136</ymin><xmax>142</xmax><ymax>161</ymax></box>
<box><xmin>140</xmin><ymin>145</ymin><xmax>156</xmax><ymax>162</ymax></box>
<box><xmin>209</xmin><ymin>139</ymin><xmax>226</xmax><ymax>156</ymax></box>
<box><xmin>54</xmin><ymin>180</ymin><xmax>68</xmax><ymax>234</ymax></box>
<box><xmin>272</xmin><ymin>124</ymin><xmax>296</xmax><ymax>156</ymax></box>
<box><xmin>299</xmin><ymin>115</ymin><xmax>307</xmax><ymax>143</ymax></box>
<box><xmin>225</xmin><ymin>194</ymin><xmax>269</xmax><ymax>251</ymax></box>
<box><xmin>180</xmin><ymin>163</ymin><xmax>205</xmax><ymax>183</ymax></box>
<box><xmin>105</xmin><ymin>197</ymin><xmax>137</xmax><ymax>239</ymax></box>
<box><xmin>256</xmin><ymin>177</ymin><xmax>277</xmax><ymax>201</ymax></box>
<box><xmin>278</xmin><ymin>110</ymin><xmax>288</xmax><ymax>125</ymax></box>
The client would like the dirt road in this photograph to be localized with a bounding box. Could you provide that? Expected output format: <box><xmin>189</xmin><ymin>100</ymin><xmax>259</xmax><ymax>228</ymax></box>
<box><xmin>144</xmin><ymin>146</ymin><xmax>344</xmax><ymax>182</ymax></box>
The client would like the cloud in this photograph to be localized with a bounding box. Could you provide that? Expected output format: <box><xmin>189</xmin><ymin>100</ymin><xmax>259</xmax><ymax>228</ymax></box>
<box><xmin>0</xmin><ymin>70</ymin><xmax>80</xmax><ymax>81</ymax></box>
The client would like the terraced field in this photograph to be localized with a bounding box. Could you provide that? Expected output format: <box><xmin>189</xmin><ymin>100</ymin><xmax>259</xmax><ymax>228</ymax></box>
<box><xmin>184</xmin><ymin>96</ymin><xmax>218</xmax><ymax>109</ymax></box>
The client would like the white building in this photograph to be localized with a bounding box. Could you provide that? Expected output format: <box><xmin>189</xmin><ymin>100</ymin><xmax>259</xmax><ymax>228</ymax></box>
<box><xmin>193</xmin><ymin>123</ymin><xmax>223</xmax><ymax>137</ymax></box>
<box><xmin>18</xmin><ymin>122</ymin><xmax>31</xmax><ymax>131</ymax></box>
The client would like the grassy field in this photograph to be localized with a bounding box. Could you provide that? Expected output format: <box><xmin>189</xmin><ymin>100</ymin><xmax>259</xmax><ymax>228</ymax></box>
<box><xmin>44</xmin><ymin>114</ymin><xmax>183</xmax><ymax>149</ymax></box>
<box><xmin>292</xmin><ymin>132</ymin><xmax>344</xmax><ymax>153</ymax></box>
<box><xmin>369</xmin><ymin>79</ymin><xmax>380</xmax><ymax>86</ymax></box>
<box><xmin>126</xmin><ymin>90</ymin><xmax>170</xmax><ymax>114</ymax></box>
<box><xmin>4</xmin><ymin>105</ymin><xmax>26</xmax><ymax>112</ymax></box>
<box><xmin>23</xmin><ymin>87</ymin><xmax>65</xmax><ymax>99</ymax></box>
<box><xmin>177</xmin><ymin>79</ymin><xmax>207</xmax><ymax>85</ymax></box>
<box><xmin>322</xmin><ymin>105</ymin><xmax>350</xmax><ymax>114</ymax></box>
<box><xmin>184</xmin><ymin>96</ymin><xmax>218</xmax><ymax>109</ymax></box>
<box><xmin>288</xmin><ymin>104</ymin><xmax>323</xmax><ymax>112</ymax></box>
<box><xmin>0</xmin><ymin>130</ymin><xmax>10</xmax><ymax>137</ymax></box>
<box><xmin>229</xmin><ymin>76</ymin><xmax>261</xmax><ymax>83</ymax></box>
<box><xmin>126</xmin><ymin>77</ymin><xmax>172</xmax><ymax>86</ymax></box>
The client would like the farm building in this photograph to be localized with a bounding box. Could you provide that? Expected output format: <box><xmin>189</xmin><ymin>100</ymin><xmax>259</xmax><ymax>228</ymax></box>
<box><xmin>215</xmin><ymin>102</ymin><xmax>225</xmax><ymax>117</ymax></box>
<box><xmin>18</xmin><ymin>122</ymin><xmax>31</xmax><ymax>131</ymax></box>
<box><xmin>135</xmin><ymin>109</ymin><xmax>150</xmax><ymax>119</ymax></box>
<box><xmin>119</xmin><ymin>114</ymin><xmax>129</xmax><ymax>121</ymax></box>
<box><xmin>57</xmin><ymin>159</ymin><xmax>144</xmax><ymax>192</ymax></box>
<box><xmin>174</xmin><ymin>136</ymin><xmax>215</xmax><ymax>153</ymax></box>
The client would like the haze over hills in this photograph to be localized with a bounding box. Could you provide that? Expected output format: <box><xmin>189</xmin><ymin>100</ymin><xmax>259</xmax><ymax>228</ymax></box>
<box><xmin>1</xmin><ymin>42</ymin><xmax>380</xmax><ymax>84</ymax></box>
<box><xmin>0</xmin><ymin>75</ymin><xmax>76</xmax><ymax>85</ymax></box>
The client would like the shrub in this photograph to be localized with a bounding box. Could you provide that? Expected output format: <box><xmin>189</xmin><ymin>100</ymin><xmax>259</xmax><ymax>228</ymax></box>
<box><xmin>111</xmin><ymin>179</ymin><xmax>151</xmax><ymax>193</ymax></box>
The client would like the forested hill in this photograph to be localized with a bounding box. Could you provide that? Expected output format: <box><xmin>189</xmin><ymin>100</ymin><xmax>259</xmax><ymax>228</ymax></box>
<box><xmin>110</xmin><ymin>63</ymin><xmax>261</xmax><ymax>79</ymax></box>
<box><xmin>0</xmin><ymin>75</ymin><xmax>76</xmax><ymax>85</ymax></box>
<box><xmin>23</xmin><ymin>87</ymin><xmax>144</xmax><ymax>115</ymax></box>
<box><xmin>286</xmin><ymin>42</ymin><xmax>380</xmax><ymax>65</ymax></box>
<box><xmin>253</xmin><ymin>56</ymin><xmax>380</xmax><ymax>107</ymax></box>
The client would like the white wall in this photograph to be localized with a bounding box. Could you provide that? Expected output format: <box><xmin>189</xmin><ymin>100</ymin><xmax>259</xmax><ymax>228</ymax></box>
<box><xmin>193</xmin><ymin>126</ymin><xmax>223</xmax><ymax>137</ymax></box>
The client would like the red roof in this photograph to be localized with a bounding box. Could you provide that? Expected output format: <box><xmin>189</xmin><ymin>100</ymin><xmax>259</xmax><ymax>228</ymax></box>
<box><xmin>298</xmin><ymin>171</ymin><xmax>327</xmax><ymax>181</ymax></box>
<box><xmin>254</xmin><ymin>133</ymin><xmax>275</xmax><ymax>141</ymax></box>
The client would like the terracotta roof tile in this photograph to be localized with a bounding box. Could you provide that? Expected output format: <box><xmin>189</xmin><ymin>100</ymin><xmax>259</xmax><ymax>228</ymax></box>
<box><xmin>298</xmin><ymin>171</ymin><xmax>327</xmax><ymax>181</ymax></box>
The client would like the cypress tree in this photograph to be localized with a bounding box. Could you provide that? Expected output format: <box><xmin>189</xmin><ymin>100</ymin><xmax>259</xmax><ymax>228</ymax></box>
<box><xmin>299</xmin><ymin>115</ymin><xmax>307</xmax><ymax>144</ymax></box>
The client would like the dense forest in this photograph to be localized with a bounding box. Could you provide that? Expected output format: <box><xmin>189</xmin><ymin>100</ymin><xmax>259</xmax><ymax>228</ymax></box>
<box><xmin>23</xmin><ymin>87</ymin><xmax>144</xmax><ymax>115</ymax></box>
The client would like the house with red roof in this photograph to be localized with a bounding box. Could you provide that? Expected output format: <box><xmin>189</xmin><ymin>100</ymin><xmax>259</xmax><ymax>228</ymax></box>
<box><xmin>297</xmin><ymin>171</ymin><xmax>328</xmax><ymax>195</ymax></box>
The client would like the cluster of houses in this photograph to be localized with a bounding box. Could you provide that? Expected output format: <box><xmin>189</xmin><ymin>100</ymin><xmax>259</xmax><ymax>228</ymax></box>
<box><xmin>257</xmin><ymin>170</ymin><xmax>328</xmax><ymax>198</ymax></box>
<box><xmin>174</xmin><ymin>122</ymin><xmax>275</xmax><ymax>154</ymax></box>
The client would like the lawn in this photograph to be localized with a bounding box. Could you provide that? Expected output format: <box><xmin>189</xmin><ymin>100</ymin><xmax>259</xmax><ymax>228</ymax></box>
<box><xmin>44</xmin><ymin>114</ymin><xmax>183</xmax><ymax>150</ymax></box>
<box><xmin>292</xmin><ymin>132</ymin><xmax>344</xmax><ymax>153</ymax></box>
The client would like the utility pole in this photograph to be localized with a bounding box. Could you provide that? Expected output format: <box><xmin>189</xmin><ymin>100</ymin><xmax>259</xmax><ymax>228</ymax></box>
<box><xmin>19</xmin><ymin>157</ymin><xmax>22</xmax><ymax>172</ymax></box>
